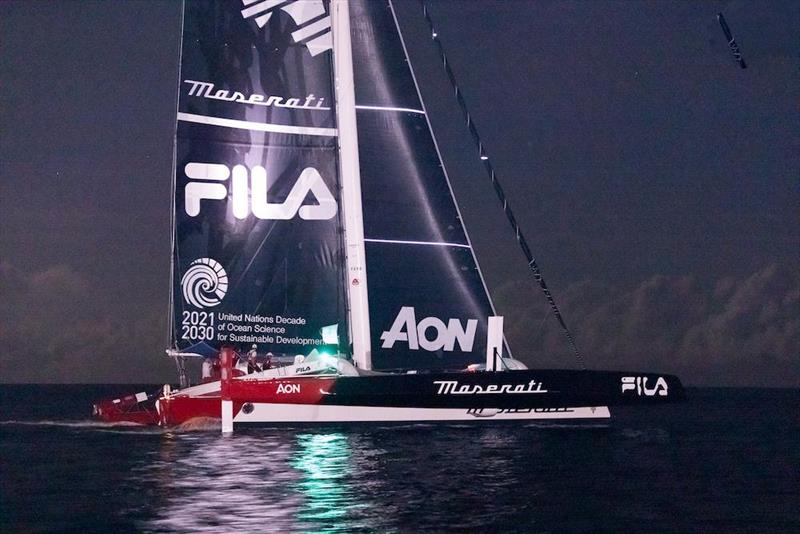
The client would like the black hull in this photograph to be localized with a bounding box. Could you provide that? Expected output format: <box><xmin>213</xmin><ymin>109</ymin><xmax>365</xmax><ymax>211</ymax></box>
<box><xmin>320</xmin><ymin>369</ymin><xmax>684</xmax><ymax>410</ymax></box>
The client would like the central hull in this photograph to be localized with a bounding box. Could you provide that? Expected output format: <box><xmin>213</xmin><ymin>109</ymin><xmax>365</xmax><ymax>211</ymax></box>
<box><xmin>154</xmin><ymin>369</ymin><xmax>682</xmax><ymax>426</ymax></box>
<box><xmin>232</xmin><ymin>403</ymin><xmax>610</xmax><ymax>423</ymax></box>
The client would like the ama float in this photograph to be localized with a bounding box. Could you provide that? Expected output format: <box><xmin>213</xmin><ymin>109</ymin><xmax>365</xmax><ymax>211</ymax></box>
<box><xmin>93</xmin><ymin>0</ymin><xmax>683</xmax><ymax>431</ymax></box>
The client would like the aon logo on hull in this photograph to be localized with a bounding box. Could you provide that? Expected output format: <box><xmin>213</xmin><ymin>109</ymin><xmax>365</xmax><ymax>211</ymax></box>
<box><xmin>380</xmin><ymin>307</ymin><xmax>478</xmax><ymax>352</ymax></box>
<box><xmin>184</xmin><ymin>162</ymin><xmax>337</xmax><ymax>220</ymax></box>
<box><xmin>276</xmin><ymin>383</ymin><xmax>300</xmax><ymax>394</ymax></box>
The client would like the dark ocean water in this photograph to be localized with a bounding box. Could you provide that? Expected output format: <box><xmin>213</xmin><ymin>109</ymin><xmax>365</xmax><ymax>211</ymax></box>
<box><xmin>1</xmin><ymin>386</ymin><xmax>797</xmax><ymax>532</ymax></box>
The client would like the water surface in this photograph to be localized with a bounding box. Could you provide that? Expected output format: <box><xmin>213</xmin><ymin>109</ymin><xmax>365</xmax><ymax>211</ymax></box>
<box><xmin>1</xmin><ymin>385</ymin><xmax>797</xmax><ymax>532</ymax></box>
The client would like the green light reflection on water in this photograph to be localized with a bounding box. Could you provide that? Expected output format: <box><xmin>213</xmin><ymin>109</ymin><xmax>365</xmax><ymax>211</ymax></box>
<box><xmin>290</xmin><ymin>432</ymin><xmax>356</xmax><ymax>528</ymax></box>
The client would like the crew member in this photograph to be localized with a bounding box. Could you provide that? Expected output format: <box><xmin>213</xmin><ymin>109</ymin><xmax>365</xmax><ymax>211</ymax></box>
<box><xmin>201</xmin><ymin>358</ymin><xmax>213</xmax><ymax>381</ymax></box>
<box><xmin>234</xmin><ymin>350</ymin><xmax>248</xmax><ymax>376</ymax></box>
<box><xmin>247</xmin><ymin>344</ymin><xmax>259</xmax><ymax>374</ymax></box>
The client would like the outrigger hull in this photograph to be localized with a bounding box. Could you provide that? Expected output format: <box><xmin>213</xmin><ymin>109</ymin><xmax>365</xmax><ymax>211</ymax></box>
<box><xmin>96</xmin><ymin>369</ymin><xmax>682</xmax><ymax>426</ymax></box>
<box><xmin>93</xmin><ymin>390</ymin><xmax>160</xmax><ymax>426</ymax></box>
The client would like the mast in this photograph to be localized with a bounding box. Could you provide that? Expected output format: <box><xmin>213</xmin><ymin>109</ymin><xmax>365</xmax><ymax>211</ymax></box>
<box><xmin>170</xmin><ymin>2</ymin><xmax>187</xmax><ymax>388</ymax></box>
<box><xmin>331</xmin><ymin>0</ymin><xmax>372</xmax><ymax>370</ymax></box>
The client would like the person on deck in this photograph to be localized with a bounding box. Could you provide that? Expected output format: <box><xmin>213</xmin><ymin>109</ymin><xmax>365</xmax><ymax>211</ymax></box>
<box><xmin>247</xmin><ymin>344</ymin><xmax>259</xmax><ymax>374</ymax></box>
<box><xmin>201</xmin><ymin>358</ymin><xmax>213</xmax><ymax>382</ymax></box>
<box><xmin>234</xmin><ymin>350</ymin><xmax>248</xmax><ymax>376</ymax></box>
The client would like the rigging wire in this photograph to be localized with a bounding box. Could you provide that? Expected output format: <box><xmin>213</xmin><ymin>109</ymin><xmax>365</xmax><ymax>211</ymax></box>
<box><xmin>419</xmin><ymin>0</ymin><xmax>587</xmax><ymax>370</ymax></box>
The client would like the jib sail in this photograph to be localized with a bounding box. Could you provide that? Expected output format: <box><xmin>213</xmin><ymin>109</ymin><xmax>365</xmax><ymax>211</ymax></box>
<box><xmin>350</xmin><ymin>0</ymin><xmax>499</xmax><ymax>370</ymax></box>
<box><xmin>171</xmin><ymin>0</ymin><xmax>347</xmax><ymax>356</ymax></box>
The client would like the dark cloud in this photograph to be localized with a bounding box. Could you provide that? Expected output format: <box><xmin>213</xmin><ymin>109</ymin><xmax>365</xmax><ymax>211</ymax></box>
<box><xmin>498</xmin><ymin>263</ymin><xmax>799</xmax><ymax>387</ymax></box>
<box><xmin>0</xmin><ymin>262</ymin><xmax>796</xmax><ymax>386</ymax></box>
<box><xmin>0</xmin><ymin>261</ymin><xmax>173</xmax><ymax>383</ymax></box>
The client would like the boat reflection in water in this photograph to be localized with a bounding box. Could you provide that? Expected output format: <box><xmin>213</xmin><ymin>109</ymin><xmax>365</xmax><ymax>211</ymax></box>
<box><xmin>290</xmin><ymin>433</ymin><xmax>357</xmax><ymax>526</ymax></box>
<box><xmin>142</xmin><ymin>428</ymin><xmax>384</xmax><ymax>532</ymax></box>
<box><xmin>138</xmin><ymin>424</ymin><xmax>568</xmax><ymax>532</ymax></box>
<box><xmin>144</xmin><ymin>431</ymin><xmax>300</xmax><ymax>531</ymax></box>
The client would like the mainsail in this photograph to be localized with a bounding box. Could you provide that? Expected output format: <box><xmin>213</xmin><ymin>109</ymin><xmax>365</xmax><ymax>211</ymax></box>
<box><xmin>171</xmin><ymin>0</ymin><xmax>499</xmax><ymax>371</ymax></box>
<box><xmin>350</xmin><ymin>0</ymin><xmax>499</xmax><ymax>371</ymax></box>
<box><xmin>171</xmin><ymin>0</ymin><xmax>347</xmax><ymax>356</ymax></box>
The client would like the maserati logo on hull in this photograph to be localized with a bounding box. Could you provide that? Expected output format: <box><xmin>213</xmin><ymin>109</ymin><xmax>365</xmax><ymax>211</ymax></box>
<box><xmin>467</xmin><ymin>407</ymin><xmax>571</xmax><ymax>418</ymax></box>
<box><xmin>433</xmin><ymin>380</ymin><xmax>548</xmax><ymax>395</ymax></box>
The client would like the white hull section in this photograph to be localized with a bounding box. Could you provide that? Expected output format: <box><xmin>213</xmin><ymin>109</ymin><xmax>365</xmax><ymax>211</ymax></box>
<box><xmin>234</xmin><ymin>403</ymin><xmax>610</xmax><ymax>424</ymax></box>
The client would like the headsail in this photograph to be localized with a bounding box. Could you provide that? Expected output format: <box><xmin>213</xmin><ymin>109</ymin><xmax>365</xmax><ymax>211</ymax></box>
<box><xmin>171</xmin><ymin>0</ymin><xmax>347</xmax><ymax>356</ymax></box>
<box><xmin>349</xmin><ymin>0</ymin><xmax>500</xmax><ymax>371</ymax></box>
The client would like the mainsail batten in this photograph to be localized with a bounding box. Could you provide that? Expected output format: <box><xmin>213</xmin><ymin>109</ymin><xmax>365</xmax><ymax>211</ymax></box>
<box><xmin>177</xmin><ymin>112</ymin><xmax>338</xmax><ymax>137</ymax></box>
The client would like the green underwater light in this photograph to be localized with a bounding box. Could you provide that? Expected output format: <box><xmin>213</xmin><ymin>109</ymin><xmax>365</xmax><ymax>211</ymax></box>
<box><xmin>291</xmin><ymin>433</ymin><xmax>353</xmax><ymax>524</ymax></box>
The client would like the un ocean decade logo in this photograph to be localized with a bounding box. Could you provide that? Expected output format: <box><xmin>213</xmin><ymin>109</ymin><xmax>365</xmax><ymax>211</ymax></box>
<box><xmin>181</xmin><ymin>258</ymin><xmax>228</xmax><ymax>308</ymax></box>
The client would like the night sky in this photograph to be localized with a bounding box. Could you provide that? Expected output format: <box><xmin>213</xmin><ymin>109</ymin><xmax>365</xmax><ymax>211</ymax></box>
<box><xmin>1</xmin><ymin>0</ymin><xmax>797</xmax><ymax>386</ymax></box>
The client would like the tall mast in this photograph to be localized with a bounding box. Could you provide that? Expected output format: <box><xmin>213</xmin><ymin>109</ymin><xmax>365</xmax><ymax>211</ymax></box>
<box><xmin>331</xmin><ymin>0</ymin><xmax>372</xmax><ymax>370</ymax></box>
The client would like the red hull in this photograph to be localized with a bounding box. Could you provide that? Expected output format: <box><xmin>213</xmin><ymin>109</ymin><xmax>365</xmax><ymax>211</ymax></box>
<box><xmin>93</xmin><ymin>392</ymin><xmax>160</xmax><ymax>426</ymax></box>
<box><xmin>158</xmin><ymin>395</ymin><xmax>222</xmax><ymax>426</ymax></box>
<box><xmin>157</xmin><ymin>377</ymin><xmax>335</xmax><ymax>425</ymax></box>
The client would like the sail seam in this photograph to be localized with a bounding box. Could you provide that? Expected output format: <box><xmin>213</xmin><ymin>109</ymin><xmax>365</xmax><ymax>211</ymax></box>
<box><xmin>364</xmin><ymin>238</ymin><xmax>470</xmax><ymax>249</ymax></box>
<box><xmin>177</xmin><ymin>112</ymin><xmax>338</xmax><ymax>136</ymax></box>
<box><xmin>355</xmin><ymin>104</ymin><xmax>425</xmax><ymax>114</ymax></box>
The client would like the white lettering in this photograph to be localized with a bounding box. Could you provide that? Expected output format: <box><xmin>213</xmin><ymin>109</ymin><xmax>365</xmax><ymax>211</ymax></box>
<box><xmin>231</xmin><ymin>165</ymin><xmax>249</xmax><ymax>220</ymax></box>
<box><xmin>621</xmin><ymin>376</ymin><xmax>669</xmax><ymax>396</ymax></box>
<box><xmin>185</xmin><ymin>182</ymin><xmax>226</xmax><ymax>216</ymax></box>
<box><xmin>184</xmin><ymin>163</ymin><xmax>337</xmax><ymax>221</ymax></box>
<box><xmin>184</xmin><ymin>80</ymin><xmax>331</xmax><ymax>111</ymax></box>
<box><xmin>434</xmin><ymin>379</ymin><xmax>548</xmax><ymax>395</ymax></box>
<box><xmin>380</xmin><ymin>307</ymin><xmax>419</xmax><ymax>349</ymax></box>
<box><xmin>185</xmin><ymin>80</ymin><xmax>213</xmax><ymax>97</ymax></box>
<box><xmin>184</xmin><ymin>163</ymin><xmax>230</xmax><ymax>216</ymax></box>
<box><xmin>276</xmin><ymin>383</ymin><xmax>300</xmax><ymax>394</ymax></box>
<box><xmin>380</xmin><ymin>307</ymin><xmax>478</xmax><ymax>352</ymax></box>
<box><xmin>417</xmin><ymin>316</ymin><xmax>448</xmax><ymax>351</ymax></box>
<box><xmin>447</xmin><ymin>318</ymin><xmax>477</xmax><ymax>351</ymax></box>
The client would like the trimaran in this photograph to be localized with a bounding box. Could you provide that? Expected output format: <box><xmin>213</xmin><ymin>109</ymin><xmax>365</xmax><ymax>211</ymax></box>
<box><xmin>93</xmin><ymin>0</ymin><xmax>683</xmax><ymax>431</ymax></box>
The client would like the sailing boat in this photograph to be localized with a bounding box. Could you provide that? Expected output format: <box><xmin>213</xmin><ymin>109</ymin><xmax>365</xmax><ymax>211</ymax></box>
<box><xmin>93</xmin><ymin>0</ymin><xmax>683</xmax><ymax>429</ymax></box>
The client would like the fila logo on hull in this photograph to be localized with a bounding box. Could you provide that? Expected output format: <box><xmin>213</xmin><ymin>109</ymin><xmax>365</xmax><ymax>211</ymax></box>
<box><xmin>381</xmin><ymin>307</ymin><xmax>478</xmax><ymax>352</ymax></box>
<box><xmin>621</xmin><ymin>376</ymin><xmax>668</xmax><ymax>396</ymax></box>
<box><xmin>184</xmin><ymin>163</ymin><xmax>337</xmax><ymax>221</ymax></box>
